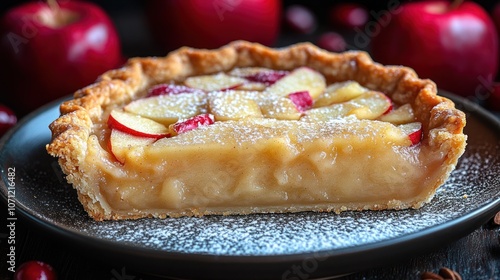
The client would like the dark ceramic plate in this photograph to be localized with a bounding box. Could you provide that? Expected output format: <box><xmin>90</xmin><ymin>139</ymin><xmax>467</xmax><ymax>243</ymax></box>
<box><xmin>1</xmin><ymin>92</ymin><xmax>499</xmax><ymax>280</ymax></box>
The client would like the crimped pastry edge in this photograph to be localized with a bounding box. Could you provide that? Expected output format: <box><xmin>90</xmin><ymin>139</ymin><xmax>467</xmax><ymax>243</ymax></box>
<box><xmin>46</xmin><ymin>41</ymin><xmax>467</xmax><ymax>221</ymax></box>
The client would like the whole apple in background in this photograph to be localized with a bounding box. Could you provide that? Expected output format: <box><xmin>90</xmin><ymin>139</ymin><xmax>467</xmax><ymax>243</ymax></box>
<box><xmin>0</xmin><ymin>103</ymin><xmax>17</xmax><ymax>137</ymax></box>
<box><xmin>370</xmin><ymin>0</ymin><xmax>498</xmax><ymax>97</ymax></box>
<box><xmin>493</xmin><ymin>1</ymin><xmax>500</xmax><ymax>80</ymax></box>
<box><xmin>145</xmin><ymin>0</ymin><xmax>281</xmax><ymax>52</ymax></box>
<box><xmin>329</xmin><ymin>3</ymin><xmax>369</xmax><ymax>30</ymax></box>
<box><xmin>487</xmin><ymin>83</ymin><xmax>500</xmax><ymax>111</ymax></box>
<box><xmin>0</xmin><ymin>0</ymin><xmax>122</xmax><ymax>115</ymax></box>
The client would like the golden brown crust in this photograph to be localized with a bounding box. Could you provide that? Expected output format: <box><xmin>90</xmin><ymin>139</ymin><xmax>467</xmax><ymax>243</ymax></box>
<box><xmin>46</xmin><ymin>41</ymin><xmax>467</xmax><ymax>221</ymax></box>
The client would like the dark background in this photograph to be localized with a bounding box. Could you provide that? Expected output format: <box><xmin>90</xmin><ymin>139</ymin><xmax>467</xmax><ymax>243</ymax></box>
<box><xmin>1</xmin><ymin>0</ymin><xmax>499</xmax><ymax>58</ymax></box>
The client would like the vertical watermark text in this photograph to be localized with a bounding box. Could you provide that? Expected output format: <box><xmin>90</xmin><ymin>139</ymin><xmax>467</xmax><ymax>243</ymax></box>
<box><xmin>6</xmin><ymin>167</ymin><xmax>17</xmax><ymax>273</ymax></box>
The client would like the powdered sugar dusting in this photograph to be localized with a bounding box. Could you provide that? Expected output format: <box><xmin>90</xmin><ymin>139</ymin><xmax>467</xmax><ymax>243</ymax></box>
<box><xmin>15</xmin><ymin>141</ymin><xmax>500</xmax><ymax>256</ymax></box>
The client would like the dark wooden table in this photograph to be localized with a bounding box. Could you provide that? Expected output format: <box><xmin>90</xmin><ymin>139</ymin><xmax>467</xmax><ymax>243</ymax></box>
<box><xmin>1</xmin><ymin>5</ymin><xmax>500</xmax><ymax>280</ymax></box>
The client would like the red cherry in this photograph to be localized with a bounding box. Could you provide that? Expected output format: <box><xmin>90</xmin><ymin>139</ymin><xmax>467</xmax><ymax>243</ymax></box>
<box><xmin>14</xmin><ymin>261</ymin><xmax>57</xmax><ymax>280</ymax></box>
<box><xmin>329</xmin><ymin>3</ymin><xmax>369</xmax><ymax>30</ymax></box>
<box><xmin>316</xmin><ymin>32</ymin><xmax>347</xmax><ymax>53</ymax></box>
<box><xmin>0</xmin><ymin>104</ymin><xmax>17</xmax><ymax>137</ymax></box>
<box><xmin>284</xmin><ymin>5</ymin><xmax>317</xmax><ymax>34</ymax></box>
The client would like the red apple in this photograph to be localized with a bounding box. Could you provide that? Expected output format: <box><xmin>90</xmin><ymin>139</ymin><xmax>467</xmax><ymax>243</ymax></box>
<box><xmin>145</xmin><ymin>0</ymin><xmax>281</xmax><ymax>51</ymax></box>
<box><xmin>0</xmin><ymin>104</ymin><xmax>17</xmax><ymax>137</ymax></box>
<box><xmin>493</xmin><ymin>2</ymin><xmax>500</xmax><ymax>81</ymax></box>
<box><xmin>284</xmin><ymin>4</ymin><xmax>317</xmax><ymax>34</ymax></box>
<box><xmin>0</xmin><ymin>0</ymin><xmax>122</xmax><ymax>115</ymax></box>
<box><xmin>370</xmin><ymin>0</ymin><xmax>499</xmax><ymax>97</ymax></box>
<box><xmin>329</xmin><ymin>3</ymin><xmax>369</xmax><ymax>30</ymax></box>
<box><xmin>486</xmin><ymin>83</ymin><xmax>500</xmax><ymax>111</ymax></box>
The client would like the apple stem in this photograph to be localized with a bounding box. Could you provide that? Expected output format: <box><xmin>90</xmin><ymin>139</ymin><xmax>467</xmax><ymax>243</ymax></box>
<box><xmin>47</xmin><ymin>0</ymin><xmax>60</xmax><ymax>12</ymax></box>
<box><xmin>450</xmin><ymin>0</ymin><xmax>463</xmax><ymax>10</ymax></box>
<box><xmin>38</xmin><ymin>0</ymin><xmax>79</xmax><ymax>28</ymax></box>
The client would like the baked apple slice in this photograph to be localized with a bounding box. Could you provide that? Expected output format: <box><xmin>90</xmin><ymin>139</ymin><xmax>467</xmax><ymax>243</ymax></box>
<box><xmin>109</xmin><ymin>129</ymin><xmax>156</xmax><ymax>163</ymax></box>
<box><xmin>313</xmin><ymin>81</ymin><xmax>367</xmax><ymax>107</ymax></box>
<box><xmin>184</xmin><ymin>73</ymin><xmax>246</xmax><ymax>91</ymax></box>
<box><xmin>265</xmin><ymin>67</ymin><xmax>326</xmax><ymax>100</ymax></box>
<box><xmin>208</xmin><ymin>90</ymin><xmax>263</xmax><ymax>121</ymax></box>
<box><xmin>108</xmin><ymin>110</ymin><xmax>170</xmax><ymax>138</ymax></box>
<box><xmin>231</xmin><ymin>67</ymin><xmax>289</xmax><ymax>85</ymax></box>
<box><xmin>228</xmin><ymin>67</ymin><xmax>289</xmax><ymax>90</ymax></box>
<box><xmin>124</xmin><ymin>93</ymin><xmax>207</xmax><ymax>126</ymax></box>
<box><xmin>378</xmin><ymin>103</ymin><xmax>415</xmax><ymax>124</ymax></box>
<box><xmin>169</xmin><ymin>114</ymin><xmax>215</xmax><ymax>135</ymax></box>
<box><xmin>399</xmin><ymin>122</ymin><xmax>422</xmax><ymax>145</ymax></box>
<box><xmin>303</xmin><ymin>91</ymin><xmax>392</xmax><ymax>122</ymax></box>
<box><xmin>147</xmin><ymin>84</ymin><xmax>204</xmax><ymax>97</ymax></box>
<box><xmin>288</xmin><ymin>91</ymin><xmax>313</xmax><ymax>112</ymax></box>
<box><xmin>260</xmin><ymin>91</ymin><xmax>313</xmax><ymax>120</ymax></box>
<box><xmin>260</xmin><ymin>97</ymin><xmax>303</xmax><ymax>120</ymax></box>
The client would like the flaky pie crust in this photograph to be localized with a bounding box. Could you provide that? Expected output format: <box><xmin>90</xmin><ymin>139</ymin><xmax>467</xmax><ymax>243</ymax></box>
<box><xmin>46</xmin><ymin>41</ymin><xmax>466</xmax><ymax>221</ymax></box>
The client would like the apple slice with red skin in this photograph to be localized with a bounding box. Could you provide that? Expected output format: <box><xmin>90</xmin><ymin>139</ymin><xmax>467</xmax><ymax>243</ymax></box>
<box><xmin>288</xmin><ymin>91</ymin><xmax>313</xmax><ymax>112</ymax></box>
<box><xmin>170</xmin><ymin>114</ymin><xmax>215</xmax><ymax>135</ymax></box>
<box><xmin>399</xmin><ymin>122</ymin><xmax>422</xmax><ymax>145</ymax></box>
<box><xmin>228</xmin><ymin>67</ymin><xmax>289</xmax><ymax>90</ymax></box>
<box><xmin>243</xmin><ymin>70</ymin><xmax>289</xmax><ymax>85</ymax></box>
<box><xmin>108</xmin><ymin>129</ymin><xmax>156</xmax><ymax>163</ymax></box>
<box><xmin>124</xmin><ymin>93</ymin><xmax>207</xmax><ymax>126</ymax></box>
<box><xmin>260</xmin><ymin>97</ymin><xmax>303</xmax><ymax>120</ymax></box>
<box><xmin>147</xmin><ymin>84</ymin><xmax>204</xmax><ymax>97</ymax></box>
<box><xmin>184</xmin><ymin>73</ymin><xmax>246</xmax><ymax>91</ymax></box>
<box><xmin>265</xmin><ymin>67</ymin><xmax>326</xmax><ymax>100</ymax></box>
<box><xmin>378</xmin><ymin>103</ymin><xmax>415</xmax><ymax>124</ymax></box>
<box><xmin>108</xmin><ymin>110</ymin><xmax>170</xmax><ymax>138</ymax></box>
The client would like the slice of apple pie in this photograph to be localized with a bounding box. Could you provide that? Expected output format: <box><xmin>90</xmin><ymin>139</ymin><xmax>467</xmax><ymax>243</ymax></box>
<box><xmin>46</xmin><ymin>41</ymin><xmax>467</xmax><ymax>221</ymax></box>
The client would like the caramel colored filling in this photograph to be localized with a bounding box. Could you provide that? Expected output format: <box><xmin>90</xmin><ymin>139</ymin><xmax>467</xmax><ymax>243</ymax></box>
<box><xmin>82</xmin><ymin>118</ymin><xmax>446</xmax><ymax>215</ymax></box>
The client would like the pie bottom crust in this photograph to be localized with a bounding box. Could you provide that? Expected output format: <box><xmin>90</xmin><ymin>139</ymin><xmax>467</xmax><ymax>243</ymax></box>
<box><xmin>46</xmin><ymin>41</ymin><xmax>467</xmax><ymax>221</ymax></box>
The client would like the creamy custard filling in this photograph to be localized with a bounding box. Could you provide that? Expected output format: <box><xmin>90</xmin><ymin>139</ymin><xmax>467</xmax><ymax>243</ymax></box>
<box><xmin>82</xmin><ymin>117</ymin><xmax>446</xmax><ymax>215</ymax></box>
